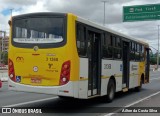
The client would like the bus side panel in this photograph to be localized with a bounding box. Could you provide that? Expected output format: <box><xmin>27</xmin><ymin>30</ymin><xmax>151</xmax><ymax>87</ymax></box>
<box><xmin>101</xmin><ymin>60</ymin><xmax>123</xmax><ymax>93</ymax></box>
<box><xmin>129</xmin><ymin>62</ymin><xmax>139</xmax><ymax>88</ymax></box>
<box><xmin>67</xmin><ymin>14</ymin><xmax>80</xmax><ymax>98</ymax></box>
<box><xmin>139</xmin><ymin>61</ymin><xmax>145</xmax><ymax>85</ymax></box>
<box><xmin>66</xmin><ymin>13</ymin><xmax>79</xmax><ymax>82</ymax></box>
<box><xmin>78</xmin><ymin>58</ymin><xmax>88</xmax><ymax>99</ymax></box>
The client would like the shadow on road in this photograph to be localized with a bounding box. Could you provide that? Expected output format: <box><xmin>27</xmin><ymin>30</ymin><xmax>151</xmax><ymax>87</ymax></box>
<box><xmin>29</xmin><ymin>88</ymin><xmax>148</xmax><ymax>113</ymax></box>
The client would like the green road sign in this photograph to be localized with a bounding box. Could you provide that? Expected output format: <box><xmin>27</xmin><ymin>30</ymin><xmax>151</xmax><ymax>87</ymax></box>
<box><xmin>123</xmin><ymin>4</ymin><xmax>160</xmax><ymax>22</ymax></box>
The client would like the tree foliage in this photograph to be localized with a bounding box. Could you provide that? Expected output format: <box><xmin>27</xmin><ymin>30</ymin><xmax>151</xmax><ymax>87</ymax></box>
<box><xmin>0</xmin><ymin>51</ymin><xmax>8</xmax><ymax>65</ymax></box>
<box><xmin>150</xmin><ymin>52</ymin><xmax>159</xmax><ymax>65</ymax></box>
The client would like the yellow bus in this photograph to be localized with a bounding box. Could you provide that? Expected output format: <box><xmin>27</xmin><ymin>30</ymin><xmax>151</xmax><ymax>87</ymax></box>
<box><xmin>8</xmin><ymin>12</ymin><xmax>150</xmax><ymax>102</ymax></box>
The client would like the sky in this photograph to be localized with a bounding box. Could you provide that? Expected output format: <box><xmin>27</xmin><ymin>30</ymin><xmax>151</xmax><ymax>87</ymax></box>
<box><xmin>0</xmin><ymin>0</ymin><xmax>160</xmax><ymax>52</ymax></box>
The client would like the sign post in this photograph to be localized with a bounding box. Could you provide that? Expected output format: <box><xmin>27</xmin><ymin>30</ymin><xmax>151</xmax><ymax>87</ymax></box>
<box><xmin>123</xmin><ymin>4</ymin><xmax>160</xmax><ymax>22</ymax></box>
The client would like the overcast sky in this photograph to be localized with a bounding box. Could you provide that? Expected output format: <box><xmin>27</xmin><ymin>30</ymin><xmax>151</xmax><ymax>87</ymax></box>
<box><xmin>0</xmin><ymin>0</ymin><xmax>160</xmax><ymax>52</ymax></box>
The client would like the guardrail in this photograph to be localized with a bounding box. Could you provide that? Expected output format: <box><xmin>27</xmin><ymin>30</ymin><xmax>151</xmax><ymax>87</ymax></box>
<box><xmin>0</xmin><ymin>65</ymin><xmax>8</xmax><ymax>70</ymax></box>
<box><xmin>0</xmin><ymin>72</ymin><xmax>8</xmax><ymax>82</ymax></box>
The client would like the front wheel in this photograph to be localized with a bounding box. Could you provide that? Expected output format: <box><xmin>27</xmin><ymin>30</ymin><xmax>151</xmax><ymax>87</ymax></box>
<box><xmin>58</xmin><ymin>96</ymin><xmax>72</xmax><ymax>100</ymax></box>
<box><xmin>106</xmin><ymin>79</ymin><xmax>115</xmax><ymax>102</ymax></box>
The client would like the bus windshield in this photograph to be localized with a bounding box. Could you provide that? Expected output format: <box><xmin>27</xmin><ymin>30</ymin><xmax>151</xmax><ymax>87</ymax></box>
<box><xmin>12</xmin><ymin>16</ymin><xmax>65</xmax><ymax>48</ymax></box>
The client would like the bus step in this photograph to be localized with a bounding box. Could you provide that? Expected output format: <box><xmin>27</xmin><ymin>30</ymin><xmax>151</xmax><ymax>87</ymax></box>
<box><xmin>122</xmin><ymin>88</ymin><xmax>128</xmax><ymax>92</ymax></box>
<box><xmin>122</xmin><ymin>83</ymin><xmax>126</xmax><ymax>88</ymax></box>
<box><xmin>87</xmin><ymin>95</ymin><xmax>101</xmax><ymax>99</ymax></box>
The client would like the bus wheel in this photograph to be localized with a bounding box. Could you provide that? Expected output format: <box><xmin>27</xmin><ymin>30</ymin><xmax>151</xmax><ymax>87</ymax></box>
<box><xmin>106</xmin><ymin>79</ymin><xmax>115</xmax><ymax>102</ymax></box>
<box><xmin>58</xmin><ymin>96</ymin><xmax>71</xmax><ymax>100</ymax></box>
<box><xmin>135</xmin><ymin>78</ymin><xmax>142</xmax><ymax>92</ymax></box>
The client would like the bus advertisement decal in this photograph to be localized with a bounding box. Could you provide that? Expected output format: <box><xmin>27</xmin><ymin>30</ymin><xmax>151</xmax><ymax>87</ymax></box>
<box><xmin>16</xmin><ymin>57</ymin><xmax>24</xmax><ymax>62</ymax></box>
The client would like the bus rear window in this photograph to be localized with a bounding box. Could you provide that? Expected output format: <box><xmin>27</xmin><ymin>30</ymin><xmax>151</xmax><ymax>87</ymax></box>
<box><xmin>12</xmin><ymin>15</ymin><xmax>66</xmax><ymax>48</ymax></box>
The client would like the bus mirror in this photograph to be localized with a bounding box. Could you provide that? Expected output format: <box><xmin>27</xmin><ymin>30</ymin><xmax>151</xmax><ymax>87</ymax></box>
<box><xmin>8</xmin><ymin>20</ymin><xmax>12</xmax><ymax>26</ymax></box>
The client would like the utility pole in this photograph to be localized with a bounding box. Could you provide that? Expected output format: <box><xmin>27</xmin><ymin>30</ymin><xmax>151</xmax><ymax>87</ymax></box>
<box><xmin>0</xmin><ymin>31</ymin><xmax>6</xmax><ymax>63</ymax></box>
<box><xmin>10</xmin><ymin>8</ymin><xmax>13</xmax><ymax>16</ymax></box>
<box><xmin>102</xmin><ymin>1</ymin><xmax>107</xmax><ymax>26</ymax></box>
<box><xmin>157</xmin><ymin>25</ymin><xmax>160</xmax><ymax>70</ymax></box>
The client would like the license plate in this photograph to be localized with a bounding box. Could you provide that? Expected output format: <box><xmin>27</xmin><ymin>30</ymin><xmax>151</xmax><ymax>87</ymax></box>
<box><xmin>31</xmin><ymin>78</ymin><xmax>42</xmax><ymax>84</ymax></box>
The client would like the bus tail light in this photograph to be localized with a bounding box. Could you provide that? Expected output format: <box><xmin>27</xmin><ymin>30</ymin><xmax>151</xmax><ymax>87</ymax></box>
<box><xmin>8</xmin><ymin>59</ymin><xmax>15</xmax><ymax>82</ymax></box>
<box><xmin>59</xmin><ymin>60</ymin><xmax>71</xmax><ymax>85</ymax></box>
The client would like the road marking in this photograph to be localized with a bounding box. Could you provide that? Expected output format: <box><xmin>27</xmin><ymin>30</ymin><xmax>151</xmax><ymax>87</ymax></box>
<box><xmin>104</xmin><ymin>91</ymin><xmax>160</xmax><ymax>116</ymax></box>
<box><xmin>2</xmin><ymin>76</ymin><xmax>160</xmax><ymax>111</ymax></box>
<box><xmin>3</xmin><ymin>96</ymin><xmax>58</xmax><ymax>107</ymax></box>
<box><xmin>103</xmin><ymin>76</ymin><xmax>160</xmax><ymax>116</ymax></box>
<box><xmin>150</xmin><ymin>77</ymin><xmax>160</xmax><ymax>81</ymax></box>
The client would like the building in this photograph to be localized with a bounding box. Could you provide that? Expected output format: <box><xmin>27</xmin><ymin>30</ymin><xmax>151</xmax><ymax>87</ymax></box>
<box><xmin>0</xmin><ymin>36</ymin><xmax>9</xmax><ymax>52</ymax></box>
<box><xmin>0</xmin><ymin>31</ymin><xmax>9</xmax><ymax>52</ymax></box>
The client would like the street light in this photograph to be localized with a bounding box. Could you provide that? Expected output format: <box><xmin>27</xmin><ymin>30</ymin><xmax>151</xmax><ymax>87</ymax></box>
<box><xmin>10</xmin><ymin>8</ymin><xmax>13</xmax><ymax>16</ymax></box>
<box><xmin>157</xmin><ymin>25</ymin><xmax>160</xmax><ymax>69</ymax></box>
<box><xmin>102</xmin><ymin>1</ymin><xmax>108</xmax><ymax>26</ymax></box>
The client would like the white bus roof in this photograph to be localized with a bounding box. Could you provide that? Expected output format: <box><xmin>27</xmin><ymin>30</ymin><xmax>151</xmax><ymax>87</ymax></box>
<box><xmin>76</xmin><ymin>16</ymin><xmax>149</xmax><ymax>47</ymax></box>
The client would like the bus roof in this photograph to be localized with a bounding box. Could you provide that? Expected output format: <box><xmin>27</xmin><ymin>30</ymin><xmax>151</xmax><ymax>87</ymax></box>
<box><xmin>12</xmin><ymin>12</ymin><xmax>149</xmax><ymax>47</ymax></box>
<box><xmin>76</xmin><ymin>14</ymin><xmax>149</xmax><ymax>47</ymax></box>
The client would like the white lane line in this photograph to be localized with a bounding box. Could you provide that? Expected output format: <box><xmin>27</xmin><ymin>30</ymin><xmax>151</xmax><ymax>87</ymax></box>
<box><xmin>150</xmin><ymin>77</ymin><xmax>160</xmax><ymax>81</ymax></box>
<box><xmin>2</xmin><ymin>77</ymin><xmax>160</xmax><ymax>110</ymax></box>
<box><xmin>3</xmin><ymin>96</ymin><xmax>58</xmax><ymax>107</ymax></box>
<box><xmin>104</xmin><ymin>91</ymin><xmax>160</xmax><ymax>116</ymax></box>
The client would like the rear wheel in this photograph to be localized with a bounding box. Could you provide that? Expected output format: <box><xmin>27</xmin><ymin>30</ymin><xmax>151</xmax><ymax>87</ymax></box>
<box><xmin>106</xmin><ymin>79</ymin><xmax>115</xmax><ymax>102</ymax></box>
<box><xmin>58</xmin><ymin>96</ymin><xmax>72</xmax><ymax>100</ymax></box>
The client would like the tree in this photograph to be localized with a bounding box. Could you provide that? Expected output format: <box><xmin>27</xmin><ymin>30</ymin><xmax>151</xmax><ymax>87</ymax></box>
<box><xmin>1</xmin><ymin>51</ymin><xmax>8</xmax><ymax>65</ymax></box>
<box><xmin>150</xmin><ymin>51</ymin><xmax>160</xmax><ymax>65</ymax></box>
<box><xmin>150</xmin><ymin>57</ymin><xmax>157</xmax><ymax>65</ymax></box>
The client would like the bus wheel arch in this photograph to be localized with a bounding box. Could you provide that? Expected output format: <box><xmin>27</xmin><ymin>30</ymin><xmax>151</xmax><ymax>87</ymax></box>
<box><xmin>106</xmin><ymin>76</ymin><xmax>116</xmax><ymax>102</ymax></box>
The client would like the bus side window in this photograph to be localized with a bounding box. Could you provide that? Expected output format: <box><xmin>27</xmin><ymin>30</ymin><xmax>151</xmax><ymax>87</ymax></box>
<box><xmin>102</xmin><ymin>33</ymin><xmax>108</xmax><ymax>58</ymax></box>
<box><xmin>114</xmin><ymin>36</ymin><xmax>122</xmax><ymax>59</ymax></box>
<box><xmin>130</xmin><ymin>42</ymin><xmax>135</xmax><ymax>61</ymax></box>
<box><xmin>102</xmin><ymin>33</ymin><xmax>113</xmax><ymax>59</ymax></box>
<box><xmin>135</xmin><ymin>43</ymin><xmax>140</xmax><ymax>61</ymax></box>
<box><xmin>76</xmin><ymin>23</ymin><xmax>87</xmax><ymax>57</ymax></box>
<box><xmin>139</xmin><ymin>45</ymin><xmax>143</xmax><ymax>61</ymax></box>
<box><xmin>141</xmin><ymin>45</ymin><xmax>145</xmax><ymax>61</ymax></box>
<box><xmin>135</xmin><ymin>44</ymin><xmax>139</xmax><ymax>61</ymax></box>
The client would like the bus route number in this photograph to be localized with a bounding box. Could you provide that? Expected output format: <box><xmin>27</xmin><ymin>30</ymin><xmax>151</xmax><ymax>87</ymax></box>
<box><xmin>46</xmin><ymin>57</ymin><xmax>58</xmax><ymax>61</ymax></box>
<box><xmin>104</xmin><ymin>64</ymin><xmax>111</xmax><ymax>69</ymax></box>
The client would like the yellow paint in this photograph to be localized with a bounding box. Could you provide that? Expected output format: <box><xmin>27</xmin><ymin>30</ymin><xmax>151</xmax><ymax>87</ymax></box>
<box><xmin>101</xmin><ymin>75</ymin><xmax>109</xmax><ymax>79</ymax></box>
<box><xmin>101</xmin><ymin>74</ymin><xmax>140</xmax><ymax>79</ymax></box>
<box><xmin>8</xmin><ymin>13</ymin><xmax>80</xmax><ymax>86</ymax></box>
<box><xmin>79</xmin><ymin>77</ymin><xmax>88</xmax><ymax>81</ymax></box>
<box><xmin>138</xmin><ymin>61</ymin><xmax>145</xmax><ymax>85</ymax></box>
<box><xmin>67</xmin><ymin>13</ymin><xmax>79</xmax><ymax>81</ymax></box>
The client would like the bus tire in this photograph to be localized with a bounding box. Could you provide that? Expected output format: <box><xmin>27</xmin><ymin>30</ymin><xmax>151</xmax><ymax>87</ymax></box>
<box><xmin>135</xmin><ymin>78</ymin><xmax>142</xmax><ymax>92</ymax></box>
<box><xmin>106</xmin><ymin>79</ymin><xmax>115</xmax><ymax>102</ymax></box>
<box><xmin>58</xmin><ymin>96</ymin><xmax>71</xmax><ymax>100</ymax></box>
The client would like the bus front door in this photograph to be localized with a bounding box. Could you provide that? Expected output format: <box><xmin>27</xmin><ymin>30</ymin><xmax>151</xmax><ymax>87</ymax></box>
<box><xmin>122</xmin><ymin>41</ymin><xmax>130</xmax><ymax>90</ymax></box>
<box><xmin>88</xmin><ymin>30</ymin><xmax>101</xmax><ymax>96</ymax></box>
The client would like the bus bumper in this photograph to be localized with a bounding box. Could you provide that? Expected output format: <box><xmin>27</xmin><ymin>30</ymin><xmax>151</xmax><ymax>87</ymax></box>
<box><xmin>8</xmin><ymin>79</ymin><xmax>77</xmax><ymax>97</ymax></box>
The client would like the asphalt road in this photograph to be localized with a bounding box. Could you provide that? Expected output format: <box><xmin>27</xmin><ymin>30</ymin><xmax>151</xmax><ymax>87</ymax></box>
<box><xmin>0</xmin><ymin>71</ymin><xmax>160</xmax><ymax>116</ymax></box>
